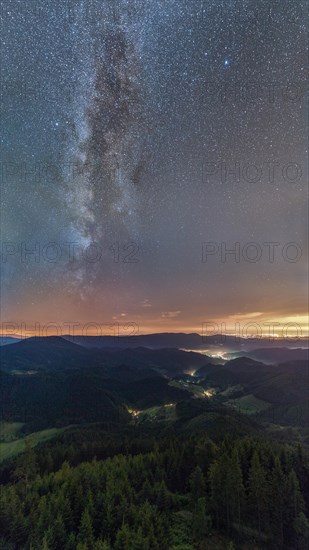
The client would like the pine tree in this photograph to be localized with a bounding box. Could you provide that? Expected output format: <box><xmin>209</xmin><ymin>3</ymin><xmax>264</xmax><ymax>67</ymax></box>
<box><xmin>189</xmin><ymin>465</ymin><xmax>205</xmax><ymax>511</ymax></box>
<box><xmin>52</xmin><ymin>513</ymin><xmax>66</xmax><ymax>550</ymax></box>
<box><xmin>247</xmin><ymin>450</ymin><xmax>268</xmax><ymax>538</ymax></box>
<box><xmin>33</xmin><ymin>496</ymin><xmax>52</xmax><ymax>544</ymax></box>
<box><xmin>78</xmin><ymin>509</ymin><xmax>94</xmax><ymax>548</ymax></box>
<box><xmin>209</xmin><ymin>450</ymin><xmax>244</xmax><ymax>534</ymax></box>
<box><xmin>1</xmin><ymin>485</ymin><xmax>27</xmax><ymax>544</ymax></box>
<box><xmin>287</xmin><ymin>469</ymin><xmax>305</xmax><ymax>519</ymax></box>
<box><xmin>66</xmin><ymin>532</ymin><xmax>77</xmax><ymax>550</ymax></box>
<box><xmin>13</xmin><ymin>440</ymin><xmax>38</xmax><ymax>496</ymax></box>
<box><xmin>270</xmin><ymin>457</ymin><xmax>286</xmax><ymax>548</ymax></box>
<box><xmin>114</xmin><ymin>523</ymin><xmax>132</xmax><ymax>549</ymax></box>
<box><xmin>42</xmin><ymin>527</ymin><xmax>53</xmax><ymax>550</ymax></box>
<box><xmin>285</xmin><ymin>469</ymin><xmax>308</xmax><ymax>548</ymax></box>
<box><xmin>94</xmin><ymin>540</ymin><xmax>111</xmax><ymax>550</ymax></box>
<box><xmin>140</xmin><ymin>479</ymin><xmax>152</xmax><ymax>503</ymax></box>
<box><xmin>194</xmin><ymin>438</ymin><xmax>217</xmax><ymax>472</ymax></box>
<box><xmin>156</xmin><ymin>481</ymin><xmax>170</xmax><ymax>511</ymax></box>
<box><xmin>228</xmin><ymin>449</ymin><xmax>245</xmax><ymax>531</ymax></box>
<box><xmin>147</xmin><ymin>522</ymin><xmax>160</xmax><ymax>550</ymax></box>
<box><xmin>192</xmin><ymin>497</ymin><xmax>212</xmax><ymax>542</ymax></box>
<box><xmin>294</xmin><ymin>512</ymin><xmax>309</xmax><ymax>550</ymax></box>
<box><xmin>209</xmin><ymin>458</ymin><xmax>223</xmax><ymax>529</ymax></box>
<box><xmin>43</xmin><ymin>450</ymin><xmax>54</xmax><ymax>474</ymax></box>
<box><xmin>130</xmin><ymin>527</ymin><xmax>149</xmax><ymax>550</ymax></box>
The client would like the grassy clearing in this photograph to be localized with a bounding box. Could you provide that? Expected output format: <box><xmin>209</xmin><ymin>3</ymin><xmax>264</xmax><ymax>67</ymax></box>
<box><xmin>133</xmin><ymin>404</ymin><xmax>177</xmax><ymax>424</ymax></box>
<box><xmin>226</xmin><ymin>394</ymin><xmax>270</xmax><ymax>415</ymax></box>
<box><xmin>0</xmin><ymin>422</ymin><xmax>25</xmax><ymax>442</ymax></box>
<box><xmin>0</xmin><ymin>427</ymin><xmax>68</xmax><ymax>462</ymax></box>
<box><xmin>169</xmin><ymin>379</ymin><xmax>207</xmax><ymax>398</ymax></box>
<box><xmin>220</xmin><ymin>384</ymin><xmax>244</xmax><ymax>397</ymax></box>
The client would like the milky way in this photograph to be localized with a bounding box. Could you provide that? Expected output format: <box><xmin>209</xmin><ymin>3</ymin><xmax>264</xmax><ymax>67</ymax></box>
<box><xmin>0</xmin><ymin>0</ymin><xmax>307</xmax><ymax>334</ymax></box>
<box><xmin>63</xmin><ymin>1</ymin><xmax>152</xmax><ymax>291</ymax></box>
<box><xmin>66</xmin><ymin>1</ymin><xmax>148</xmax><ymax>244</ymax></box>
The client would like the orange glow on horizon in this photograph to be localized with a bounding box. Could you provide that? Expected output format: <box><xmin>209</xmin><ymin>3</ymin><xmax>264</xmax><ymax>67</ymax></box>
<box><xmin>1</xmin><ymin>315</ymin><xmax>308</xmax><ymax>339</ymax></box>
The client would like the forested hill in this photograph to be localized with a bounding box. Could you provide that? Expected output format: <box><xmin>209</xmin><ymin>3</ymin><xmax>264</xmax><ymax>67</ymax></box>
<box><xmin>1</xmin><ymin>338</ymin><xmax>309</xmax><ymax>548</ymax></box>
<box><xmin>0</xmin><ymin>427</ymin><xmax>308</xmax><ymax>549</ymax></box>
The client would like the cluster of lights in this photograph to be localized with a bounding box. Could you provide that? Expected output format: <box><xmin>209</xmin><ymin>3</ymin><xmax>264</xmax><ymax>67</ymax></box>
<box><xmin>203</xmin><ymin>389</ymin><xmax>216</xmax><ymax>398</ymax></box>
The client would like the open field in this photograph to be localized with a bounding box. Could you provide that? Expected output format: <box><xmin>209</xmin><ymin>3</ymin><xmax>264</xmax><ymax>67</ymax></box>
<box><xmin>225</xmin><ymin>394</ymin><xmax>270</xmax><ymax>415</ymax></box>
<box><xmin>0</xmin><ymin>426</ymin><xmax>69</xmax><ymax>462</ymax></box>
<box><xmin>0</xmin><ymin>422</ymin><xmax>25</xmax><ymax>442</ymax></box>
<box><xmin>169</xmin><ymin>379</ymin><xmax>208</xmax><ymax>398</ymax></box>
<box><xmin>131</xmin><ymin>403</ymin><xmax>177</xmax><ymax>423</ymax></box>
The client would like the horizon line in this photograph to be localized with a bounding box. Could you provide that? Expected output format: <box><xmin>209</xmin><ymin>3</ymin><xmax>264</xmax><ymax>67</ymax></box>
<box><xmin>1</xmin><ymin>332</ymin><xmax>309</xmax><ymax>340</ymax></box>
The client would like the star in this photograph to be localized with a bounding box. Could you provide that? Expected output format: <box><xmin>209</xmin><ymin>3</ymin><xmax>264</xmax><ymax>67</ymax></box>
<box><xmin>0</xmin><ymin>0</ymin><xmax>306</xmax><ymax>333</ymax></box>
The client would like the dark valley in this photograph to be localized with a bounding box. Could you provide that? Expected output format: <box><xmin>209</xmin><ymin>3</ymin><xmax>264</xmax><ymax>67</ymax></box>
<box><xmin>0</xmin><ymin>336</ymin><xmax>308</xmax><ymax>549</ymax></box>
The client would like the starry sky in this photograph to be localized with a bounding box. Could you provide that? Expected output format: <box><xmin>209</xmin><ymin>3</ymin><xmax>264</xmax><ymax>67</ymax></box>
<box><xmin>0</xmin><ymin>0</ymin><xmax>308</xmax><ymax>336</ymax></box>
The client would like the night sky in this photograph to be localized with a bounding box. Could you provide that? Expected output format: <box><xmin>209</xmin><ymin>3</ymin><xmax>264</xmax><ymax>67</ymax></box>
<box><xmin>0</xmin><ymin>0</ymin><xmax>308</xmax><ymax>336</ymax></box>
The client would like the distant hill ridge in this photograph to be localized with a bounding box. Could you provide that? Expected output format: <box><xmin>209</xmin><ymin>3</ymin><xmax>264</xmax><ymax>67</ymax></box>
<box><xmin>1</xmin><ymin>332</ymin><xmax>308</xmax><ymax>350</ymax></box>
<box><xmin>0</xmin><ymin>336</ymin><xmax>212</xmax><ymax>373</ymax></box>
<box><xmin>63</xmin><ymin>333</ymin><xmax>308</xmax><ymax>350</ymax></box>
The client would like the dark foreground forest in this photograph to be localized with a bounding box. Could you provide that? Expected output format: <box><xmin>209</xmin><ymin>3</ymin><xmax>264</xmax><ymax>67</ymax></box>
<box><xmin>0</xmin><ymin>421</ymin><xmax>309</xmax><ymax>550</ymax></box>
<box><xmin>1</xmin><ymin>339</ymin><xmax>309</xmax><ymax>549</ymax></box>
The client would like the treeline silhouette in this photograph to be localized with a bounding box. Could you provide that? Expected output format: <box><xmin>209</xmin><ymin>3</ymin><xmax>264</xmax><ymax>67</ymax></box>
<box><xmin>0</xmin><ymin>427</ymin><xmax>308</xmax><ymax>549</ymax></box>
